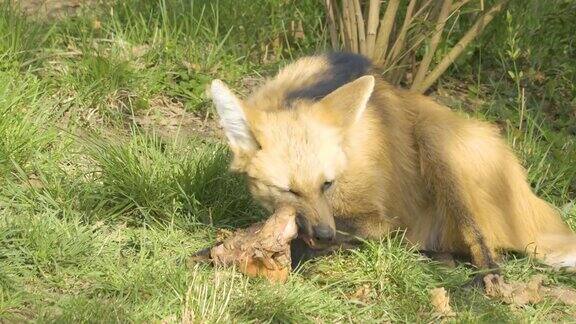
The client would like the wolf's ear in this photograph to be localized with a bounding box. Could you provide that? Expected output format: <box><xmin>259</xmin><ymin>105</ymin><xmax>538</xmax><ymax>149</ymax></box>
<box><xmin>317</xmin><ymin>75</ymin><xmax>375</xmax><ymax>128</ymax></box>
<box><xmin>210</xmin><ymin>79</ymin><xmax>258</xmax><ymax>152</ymax></box>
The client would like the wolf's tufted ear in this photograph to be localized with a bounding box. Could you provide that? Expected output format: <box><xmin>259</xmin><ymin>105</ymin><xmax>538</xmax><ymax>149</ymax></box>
<box><xmin>316</xmin><ymin>75</ymin><xmax>374</xmax><ymax>128</ymax></box>
<box><xmin>210</xmin><ymin>79</ymin><xmax>258</xmax><ymax>153</ymax></box>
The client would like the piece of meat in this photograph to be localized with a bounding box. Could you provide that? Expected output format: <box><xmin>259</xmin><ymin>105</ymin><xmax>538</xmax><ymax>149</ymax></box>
<box><xmin>483</xmin><ymin>273</ymin><xmax>576</xmax><ymax>307</ymax></box>
<box><xmin>190</xmin><ymin>206</ymin><xmax>298</xmax><ymax>283</ymax></box>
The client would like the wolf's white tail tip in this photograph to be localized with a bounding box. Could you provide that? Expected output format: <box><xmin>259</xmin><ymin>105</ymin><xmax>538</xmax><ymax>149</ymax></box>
<box><xmin>544</xmin><ymin>252</ymin><xmax>576</xmax><ymax>269</ymax></box>
<box><xmin>537</xmin><ymin>234</ymin><xmax>576</xmax><ymax>270</ymax></box>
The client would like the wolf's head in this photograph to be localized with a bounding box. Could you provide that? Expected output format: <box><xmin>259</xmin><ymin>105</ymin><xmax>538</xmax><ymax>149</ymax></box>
<box><xmin>210</xmin><ymin>74</ymin><xmax>374</xmax><ymax>246</ymax></box>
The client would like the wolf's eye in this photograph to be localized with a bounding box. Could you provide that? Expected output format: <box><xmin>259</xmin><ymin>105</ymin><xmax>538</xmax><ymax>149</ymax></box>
<box><xmin>322</xmin><ymin>180</ymin><xmax>333</xmax><ymax>192</ymax></box>
<box><xmin>288</xmin><ymin>188</ymin><xmax>301</xmax><ymax>197</ymax></box>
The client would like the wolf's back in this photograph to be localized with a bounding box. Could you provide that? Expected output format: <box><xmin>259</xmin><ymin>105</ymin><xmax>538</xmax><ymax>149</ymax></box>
<box><xmin>247</xmin><ymin>53</ymin><xmax>373</xmax><ymax>111</ymax></box>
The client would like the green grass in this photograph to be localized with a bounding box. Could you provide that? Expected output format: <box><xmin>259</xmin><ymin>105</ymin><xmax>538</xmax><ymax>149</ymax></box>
<box><xmin>0</xmin><ymin>0</ymin><xmax>575</xmax><ymax>322</ymax></box>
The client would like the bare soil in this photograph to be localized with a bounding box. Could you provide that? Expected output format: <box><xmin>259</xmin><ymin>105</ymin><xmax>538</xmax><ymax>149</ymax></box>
<box><xmin>12</xmin><ymin>0</ymin><xmax>100</xmax><ymax>19</ymax></box>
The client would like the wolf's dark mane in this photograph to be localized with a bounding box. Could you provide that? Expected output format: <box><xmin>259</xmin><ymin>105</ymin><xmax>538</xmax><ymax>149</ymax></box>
<box><xmin>284</xmin><ymin>52</ymin><xmax>372</xmax><ymax>104</ymax></box>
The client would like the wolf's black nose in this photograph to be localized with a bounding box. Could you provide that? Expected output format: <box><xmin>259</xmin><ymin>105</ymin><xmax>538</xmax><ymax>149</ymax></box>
<box><xmin>313</xmin><ymin>225</ymin><xmax>335</xmax><ymax>241</ymax></box>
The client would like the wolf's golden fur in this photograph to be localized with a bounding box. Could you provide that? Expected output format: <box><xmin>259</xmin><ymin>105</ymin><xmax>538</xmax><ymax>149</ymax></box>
<box><xmin>210</xmin><ymin>53</ymin><xmax>576</xmax><ymax>270</ymax></box>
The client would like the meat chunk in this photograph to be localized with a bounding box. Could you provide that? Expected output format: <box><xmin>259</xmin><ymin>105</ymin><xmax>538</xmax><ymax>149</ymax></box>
<box><xmin>190</xmin><ymin>206</ymin><xmax>297</xmax><ymax>283</ymax></box>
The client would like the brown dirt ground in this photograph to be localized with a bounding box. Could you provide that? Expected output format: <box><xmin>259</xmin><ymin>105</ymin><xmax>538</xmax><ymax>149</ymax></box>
<box><xmin>12</xmin><ymin>0</ymin><xmax>101</xmax><ymax>19</ymax></box>
<box><xmin>130</xmin><ymin>96</ymin><xmax>224</xmax><ymax>142</ymax></box>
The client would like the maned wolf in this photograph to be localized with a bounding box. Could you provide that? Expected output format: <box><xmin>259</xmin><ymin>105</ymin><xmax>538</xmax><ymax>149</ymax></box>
<box><xmin>210</xmin><ymin>52</ymin><xmax>576</xmax><ymax>276</ymax></box>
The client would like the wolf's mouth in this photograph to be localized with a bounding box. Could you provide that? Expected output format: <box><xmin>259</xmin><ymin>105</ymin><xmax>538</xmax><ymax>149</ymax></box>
<box><xmin>295</xmin><ymin>212</ymin><xmax>334</xmax><ymax>249</ymax></box>
<box><xmin>298</xmin><ymin>233</ymin><xmax>316</xmax><ymax>248</ymax></box>
<box><xmin>295</xmin><ymin>213</ymin><xmax>316</xmax><ymax>248</ymax></box>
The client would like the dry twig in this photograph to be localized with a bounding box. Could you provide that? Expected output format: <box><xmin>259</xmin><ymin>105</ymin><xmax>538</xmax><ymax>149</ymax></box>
<box><xmin>323</xmin><ymin>0</ymin><xmax>509</xmax><ymax>92</ymax></box>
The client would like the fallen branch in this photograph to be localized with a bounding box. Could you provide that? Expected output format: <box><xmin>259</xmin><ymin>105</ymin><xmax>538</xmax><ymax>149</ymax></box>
<box><xmin>411</xmin><ymin>0</ymin><xmax>452</xmax><ymax>91</ymax></box>
<box><xmin>416</xmin><ymin>0</ymin><xmax>510</xmax><ymax>92</ymax></box>
<box><xmin>386</xmin><ymin>0</ymin><xmax>418</xmax><ymax>66</ymax></box>
<box><xmin>324</xmin><ymin>0</ymin><xmax>339</xmax><ymax>49</ymax></box>
<box><xmin>352</xmin><ymin>0</ymin><xmax>367</xmax><ymax>55</ymax></box>
<box><xmin>373</xmin><ymin>0</ymin><xmax>400</xmax><ymax>65</ymax></box>
<box><xmin>324</xmin><ymin>0</ymin><xmax>507</xmax><ymax>91</ymax></box>
<box><xmin>343</xmin><ymin>0</ymin><xmax>358</xmax><ymax>53</ymax></box>
<box><xmin>364</xmin><ymin>0</ymin><xmax>381</xmax><ymax>59</ymax></box>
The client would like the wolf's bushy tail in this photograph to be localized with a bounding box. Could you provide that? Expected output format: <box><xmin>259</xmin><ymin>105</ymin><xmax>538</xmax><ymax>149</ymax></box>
<box><xmin>519</xmin><ymin>189</ymin><xmax>576</xmax><ymax>269</ymax></box>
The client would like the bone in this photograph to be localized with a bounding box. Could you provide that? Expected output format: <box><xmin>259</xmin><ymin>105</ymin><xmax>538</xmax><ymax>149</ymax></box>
<box><xmin>189</xmin><ymin>206</ymin><xmax>298</xmax><ymax>283</ymax></box>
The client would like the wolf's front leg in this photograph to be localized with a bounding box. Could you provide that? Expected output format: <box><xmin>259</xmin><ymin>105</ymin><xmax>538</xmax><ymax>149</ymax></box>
<box><xmin>415</xmin><ymin>119</ymin><xmax>501</xmax><ymax>277</ymax></box>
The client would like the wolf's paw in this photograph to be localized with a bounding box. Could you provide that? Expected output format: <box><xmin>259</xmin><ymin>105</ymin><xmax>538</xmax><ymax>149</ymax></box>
<box><xmin>482</xmin><ymin>273</ymin><xmax>508</xmax><ymax>295</ymax></box>
<box><xmin>463</xmin><ymin>270</ymin><xmax>502</xmax><ymax>290</ymax></box>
